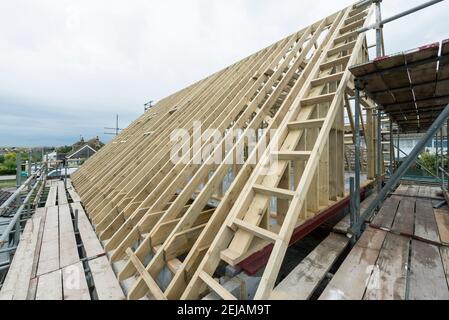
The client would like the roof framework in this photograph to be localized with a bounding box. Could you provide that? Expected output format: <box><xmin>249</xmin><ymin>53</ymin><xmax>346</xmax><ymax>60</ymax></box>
<box><xmin>71</xmin><ymin>1</ymin><xmax>379</xmax><ymax>299</ymax></box>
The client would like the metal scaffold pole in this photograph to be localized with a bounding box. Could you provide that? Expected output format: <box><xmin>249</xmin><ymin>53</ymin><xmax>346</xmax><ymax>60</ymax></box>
<box><xmin>447</xmin><ymin>120</ymin><xmax>449</xmax><ymax>189</ymax></box>
<box><xmin>374</xmin><ymin>0</ymin><xmax>383</xmax><ymax>196</ymax></box>
<box><xmin>358</xmin><ymin>0</ymin><xmax>444</xmax><ymax>34</ymax></box>
<box><xmin>397</xmin><ymin>128</ymin><xmax>400</xmax><ymax>168</ymax></box>
<box><xmin>440</xmin><ymin>126</ymin><xmax>444</xmax><ymax>186</ymax></box>
<box><xmin>350</xmin><ymin>103</ymin><xmax>449</xmax><ymax>235</ymax></box>
<box><xmin>436</xmin><ymin>131</ymin><xmax>439</xmax><ymax>177</ymax></box>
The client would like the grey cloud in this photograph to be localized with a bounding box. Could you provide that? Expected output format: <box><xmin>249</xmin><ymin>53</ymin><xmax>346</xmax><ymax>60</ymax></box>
<box><xmin>0</xmin><ymin>0</ymin><xmax>448</xmax><ymax>146</ymax></box>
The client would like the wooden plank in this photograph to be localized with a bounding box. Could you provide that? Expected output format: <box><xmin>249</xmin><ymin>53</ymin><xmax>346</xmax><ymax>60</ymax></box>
<box><xmin>406</xmin><ymin>185</ymin><xmax>419</xmax><ymax>197</ymax></box>
<box><xmin>300</xmin><ymin>93</ymin><xmax>335</xmax><ymax>106</ymax></box>
<box><xmin>415</xmin><ymin>200</ymin><xmax>440</xmax><ymax>243</ymax></box>
<box><xmin>320</xmin><ymin>55</ymin><xmax>351</xmax><ymax>70</ymax></box>
<box><xmin>370</xmin><ymin>196</ymin><xmax>401</xmax><ymax>229</ymax></box>
<box><xmin>327</xmin><ymin>40</ymin><xmax>356</xmax><ymax>56</ymax></box>
<box><xmin>311</xmin><ymin>73</ymin><xmax>344</xmax><ymax>87</ymax></box>
<box><xmin>435</xmin><ymin>209</ymin><xmax>449</xmax><ymax>245</ymax></box>
<box><xmin>67</xmin><ymin>187</ymin><xmax>81</xmax><ymax>203</ymax></box>
<box><xmin>408</xmin><ymin>239</ymin><xmax>449</xmax><ymax>300</ymax></box>
<box><xmin>0</xmin><ymin>217</ymin><xmax>41</xmax><ymax>300</ymax></box>
<box><xmin>252</xmin><ymin>184</ymin><xmax>295</xmax><ymax>200</ymax></box>
<box><xmin>71</xmin><ymin>202</ymin><xmax>104</xmax><ymax>259</ymax></box>
<box><xmin>319</xmin><ymin>227</ymin><xmax>387</xmax><ymax>300</ymax></box>
<box><xmin>35</xmin><ymin>269</ymin><xmax>63</xmax><ymax>300</ymax></box>
<box><xmin>440</xmin><ymin>246</ymin><xmax>449</xmax><ymax>286</ymax></box>
<box><xmin>26</xmin><ymin>278</ymin><xmax>38</xmax><ymax>300</ymax></box>
<box><xmin>418</xmin><ymin>185</ymin><xmax>431</xmax><ymax>198</ymax></box>
<box><xmin>287</xmin><ymin>118</ymin><xmax>326</xmax><ymax>129</ymax></box>
<box><xmin>57</xmin><ymin>181</ymin><xmax>68</xmax><ymax>205</ymax></box>
<box><xmin>430</xmin><ymin>186</ymin><xmax>443</xmax><ymax>199</ymax></box>
<box><xmin>30</xmin><ymin>208</ymin><xmax>47</xmax><ymax>279</ymax></box>
<box><xmin>391</xmin><ymin>198</ymin><xmax>415</xmax><ymax>235</ymax></box>
<box><xmin>37</xmin><ymin>206</ymin><xmax>60</xmax><ymax>276</ymax></box>
<box><xmin>271</xmin><ymin>233</ymin><xmax>349</xmax><ymax>300</ymax></box>
<box><xmin>45</xmin><ymin>185</ymin><xmax>57</xmax><ymax>207</ymax></box>
<box><xmin>88</xmin><ymin>256</ymin><xmax>125</xmax><ymax>300</ymax></box>
<box><xmin>62</xmin><ymin>262</ymin><xmax>90</xmax><ymax>300</ymax></box>
<box><xmin>231</xmin><ymin>219</ymin><xmax>279</xmax><ymax>243</ymax></box>
<box><xmin>363</xmin><ymin>233</ymin><xmax>410</xmax><ymax>300</ymax></box>
<box><xmin>272</xmin><ymin>151</ymin><xmax>311</xmax><ymax>161</ymax></box>
<box><xmin>59</xmin><ymin>204</ymin><xmax>79</xmax><ymax>268</ymax></box>
<box><xmin>394</xmin><ymin>184</ymin><xmax>409</xmax><ymax>194</ymax></box>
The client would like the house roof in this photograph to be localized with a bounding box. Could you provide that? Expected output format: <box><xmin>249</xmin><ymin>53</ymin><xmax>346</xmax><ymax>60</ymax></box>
<box><xmin>71</xmin><ymin>136</ymin><xmax>104</xmax><ymax>152</ymax></box>
<box><xmin>66</xmin><ymin>144</ymin><xmax>97</xmax><ymax>159</ymax></box>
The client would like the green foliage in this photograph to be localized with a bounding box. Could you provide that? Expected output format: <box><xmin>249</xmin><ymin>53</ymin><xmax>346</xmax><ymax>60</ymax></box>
<box><xmin>4</xmin><ymin>153</ymin><xmax>16</xmax><ymax>163</ymax></box>
<box><xmin>0</xmin><ymin>152</ymin><xmax>17</xmax><ymax>175</ymax></box>
<box><xmin>31</xmin><ymin>151</ymin><xmax>43</xmax><ymax>162</ymax></box>
<box><xmin>57</xmin><ymin>145</ymin><xmax>72</xmax><ymax>154</ymax></box>
<box><xmin>0</xmin><ymin>167</ymin><xmax>16</xmax><ymax>175</ymax></box>
<box><xmin>0</xmin><ymin>151</ymin><xmax>43</xmax><ymax>176</ymax></box>
<box><xmin>418</xmin><ymin>151</ymin><xmax>448</xmax><ymax>175</ymax></box>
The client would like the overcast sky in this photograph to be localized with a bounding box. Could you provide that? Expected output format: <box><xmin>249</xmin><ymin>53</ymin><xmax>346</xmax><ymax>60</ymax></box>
<box><xmin>1</xmin><ymin>0</ymin><xmax>448</xmax><ymax>147</ymax></box>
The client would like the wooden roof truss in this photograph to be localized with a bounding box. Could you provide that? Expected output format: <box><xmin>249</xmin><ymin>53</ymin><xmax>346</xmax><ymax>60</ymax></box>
<box><xmin>71</xmin><ymin>1</ymin><xmax>376</xmax><ymax>300</ymax></box>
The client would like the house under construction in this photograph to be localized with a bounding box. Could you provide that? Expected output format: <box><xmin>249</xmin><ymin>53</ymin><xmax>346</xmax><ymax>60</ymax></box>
<box><xmin>1</xmin><ymin>0</ymin><xmax>449</xmax><ymax>300</ymax></box>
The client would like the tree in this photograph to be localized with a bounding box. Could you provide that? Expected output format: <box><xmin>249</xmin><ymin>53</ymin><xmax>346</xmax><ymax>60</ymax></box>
<box><xmin>418</xmin><ymin>150</ymin><xmax>448</xmax><ymax>175</ymax></box>
<box><xmin>57</xmin><ymin>145</ymin><xmax>72</xmax><ymax>154</ymax></box>
<box><xmin>0</xmin><ymin>153</ymin><xmax>17</xmax><ymax>175</ymax></box>
<box><xmin>4</xmin><ymin>153</ymin><xmax>16</xmax><ymax>163</ymax></box>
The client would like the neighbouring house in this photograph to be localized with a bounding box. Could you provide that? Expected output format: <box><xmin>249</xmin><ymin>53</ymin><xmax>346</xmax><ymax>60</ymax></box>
<box><xmin>44</xmin><ymin>151</ymin><xmax>57</xmax><ymax>162</ymax></box>
<box><xmin>66</xmin><ymin>136</ymin><xmax>104</xmax><ymax>167</ymax></box>
<box><xmin>394</xmin><ymin>133</ymin><xmax>448</xmax><ymax>158</ymax></box>
<box><xmin>71</xmin><ymin>136</ymin><xmax>104</xmax><ymax>153</ymax></box>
